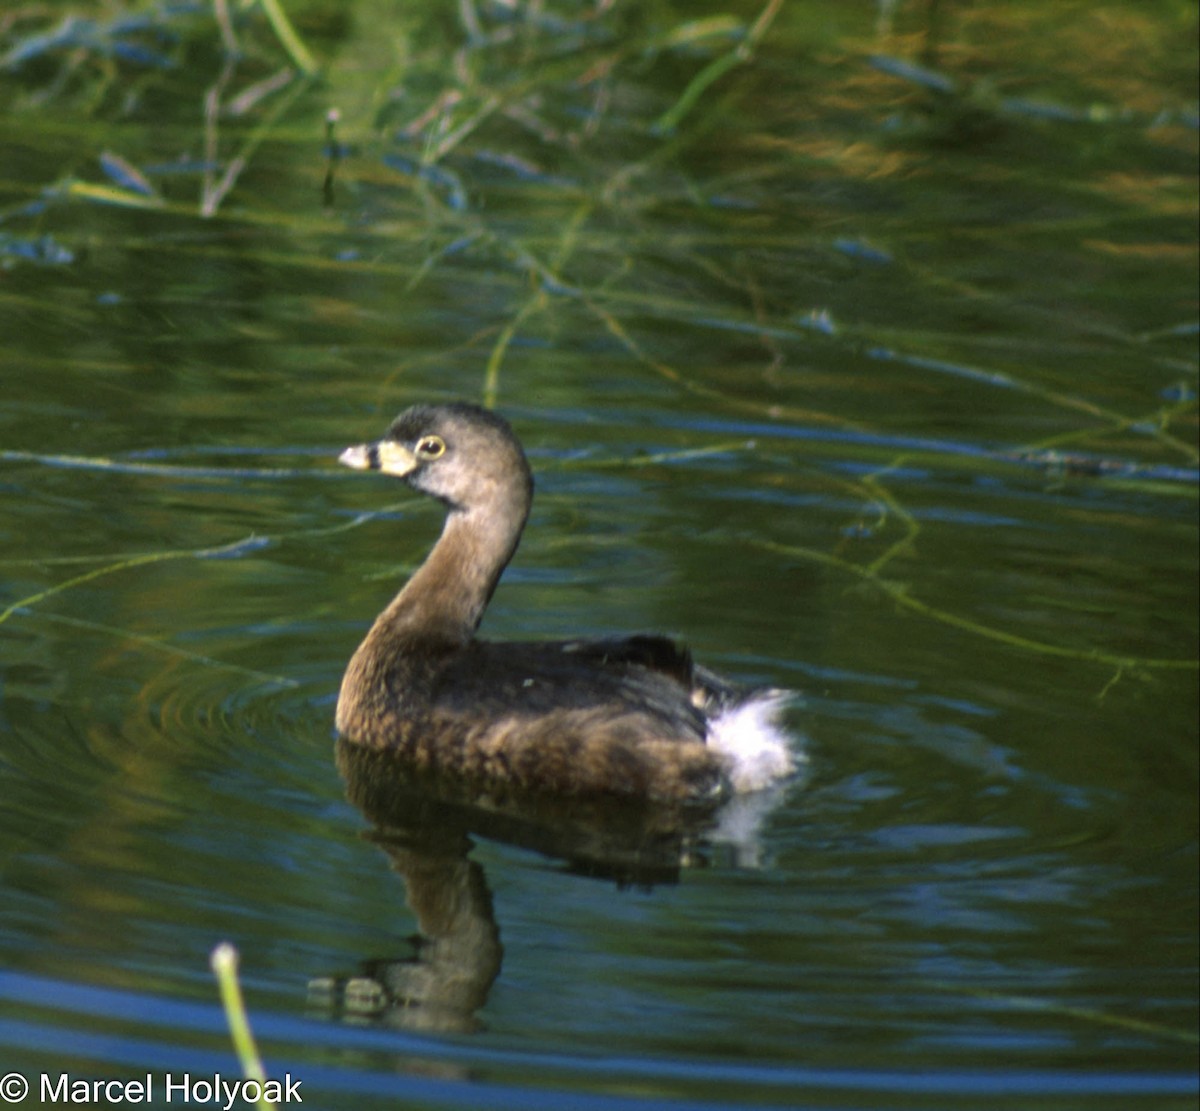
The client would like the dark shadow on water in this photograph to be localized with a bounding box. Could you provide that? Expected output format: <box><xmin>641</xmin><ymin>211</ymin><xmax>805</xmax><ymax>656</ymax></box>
<box><xmin>310</xmin><ymin>738</ymin><xmax>727</xmax><ymax>1033</ymax></box>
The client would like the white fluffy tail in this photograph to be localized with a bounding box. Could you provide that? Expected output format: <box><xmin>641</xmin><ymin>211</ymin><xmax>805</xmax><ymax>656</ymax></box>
<box><xmin>706</xmin><ymin>689</ymin><xmax>801</xmax><ymax>793</ymax></box>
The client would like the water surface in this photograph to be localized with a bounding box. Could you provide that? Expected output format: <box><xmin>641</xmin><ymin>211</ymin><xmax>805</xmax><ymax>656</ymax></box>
<box><xmin>1</xmin><ymin>2</ymin><xmax>1196</xmax><ymax>1108</ymax></box>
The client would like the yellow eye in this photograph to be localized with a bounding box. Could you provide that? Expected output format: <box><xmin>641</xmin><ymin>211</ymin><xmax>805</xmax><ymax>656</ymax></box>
<box><xmin>416</xmin><ymin>435</ymin><xmax>445</xmax><ymax>459</ymax></box>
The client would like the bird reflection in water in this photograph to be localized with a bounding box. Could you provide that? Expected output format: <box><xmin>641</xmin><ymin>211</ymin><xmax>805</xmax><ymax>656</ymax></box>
<box><xmin>309</xmin><ymin>737</ymin><xmax>795</xmax><ymax>1033</ymax></box>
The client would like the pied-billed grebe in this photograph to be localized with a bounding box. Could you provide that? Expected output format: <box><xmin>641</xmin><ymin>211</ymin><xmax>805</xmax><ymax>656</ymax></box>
<box><xmin>335</xmin><ymin>402</ymin><xmax>795</xmax><ymax>805</ymax></box>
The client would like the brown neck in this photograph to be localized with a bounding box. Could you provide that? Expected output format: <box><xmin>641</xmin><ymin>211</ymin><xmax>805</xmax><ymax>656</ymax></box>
<box><xmin>367</xmin><ymin>496</ymin><xmax>528</xmax><ymax>649</ymax></box>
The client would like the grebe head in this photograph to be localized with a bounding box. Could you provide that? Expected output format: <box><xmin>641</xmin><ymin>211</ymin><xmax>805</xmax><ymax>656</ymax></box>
<box><xmin>340</xmin><ymin>401</ymin><xmax>532</xmax><ymax>518</ymax></box>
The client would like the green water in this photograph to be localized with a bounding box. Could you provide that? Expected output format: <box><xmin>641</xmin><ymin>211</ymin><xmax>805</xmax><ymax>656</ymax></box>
<box><xmin>1</xmin><ymin>2</ymin><xmax>1196</xmax><ymax>1108</ymax></box>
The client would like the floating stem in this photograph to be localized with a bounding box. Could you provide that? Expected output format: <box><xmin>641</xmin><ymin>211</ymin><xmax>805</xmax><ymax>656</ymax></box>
<box><xmin>210</xmin><ymin>942</ymin><xmax>275</xmax><ymax>1111</ymax></box>
<box><xmin>255</xmin><ymin>0</ymin><xmax>319</xmax><ymax>76</ymax></box>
